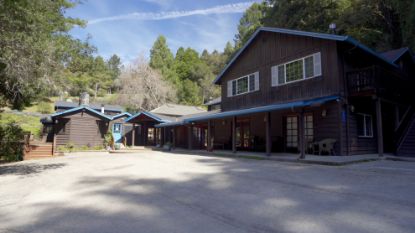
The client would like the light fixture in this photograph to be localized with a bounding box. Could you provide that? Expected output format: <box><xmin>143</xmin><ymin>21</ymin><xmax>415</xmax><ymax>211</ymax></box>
<box><xmin>321</xmin><ymin>109</ymin><xmax>327</xmax><ymax>117</ymax></box>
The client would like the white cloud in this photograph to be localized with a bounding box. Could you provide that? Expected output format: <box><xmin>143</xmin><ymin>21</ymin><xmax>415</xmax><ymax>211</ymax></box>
<box><xmin>88</xmin><ymin>1</ymin><xmax>254</xmax><ymax>25</ymax></box>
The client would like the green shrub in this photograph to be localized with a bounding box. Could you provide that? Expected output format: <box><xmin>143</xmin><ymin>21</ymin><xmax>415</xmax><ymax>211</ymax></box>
<box><xmin>36</xmin><ymin>101</ymin><xmax>53</xmax><ymax>114</ymax></box>
<box><xmin>0</xmin><ymin>112</ymin><xmax>41</xmax><ymax>138</ymax></box>
<box><xmin>0</xmin><ymin>122</ymin><xmax>25</xmax><ymax>161</ymax></box>
<box><xmin>104</xmin><ymin>131</ymin><xmax>114</xmax><ymax>149</ymax></box>
<box><xmin>92</xmin><ymin>145</ymin><xmax>104</xmax><ymax>150</ymax></box>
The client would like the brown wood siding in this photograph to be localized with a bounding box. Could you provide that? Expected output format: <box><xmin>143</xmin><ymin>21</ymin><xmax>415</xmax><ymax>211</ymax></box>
<box><xmin>55</xmin><ymin>111</ymin><xmax>109</xmax><ymax>147</ymax></box>
<box><xmin>220</xmin><ymin>31</ymin><xmax>341</xmax><ymax>111</ymax></box>
<box><xmin>55</xmin><ymin>119</ymin><xmax>70</xmax><ymax>147</ymax></box>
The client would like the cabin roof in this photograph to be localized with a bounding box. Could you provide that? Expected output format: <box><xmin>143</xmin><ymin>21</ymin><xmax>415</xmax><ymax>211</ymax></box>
<box><xmin>213</xmin><ymin>27</ymin><xmax>398</xmax><ymax>84</ymax></box>
<box><xmin>150</xmin><ymin>103</ymin><xmax>206</xmax><ymax>117</ymax></box>
<box><xmin>156</xmin><ymin>95</ymin><xmax>339</xmax><ymax>128</ymax></box>
<box><xmin>50</xmin><ymin>106</ymin><xmax>113</xmax><ymax>121</ymax></box>
<box><xmin>111</xmin><ymin>112</ymin><xmax>132</xmax><ymax>120</ymax></box>
<box><xmin>55</xmin><ymin>101</ymin><xmax>123</xmax><ymax>113</ymax></box>
<box><xmin>124</xmin><ymin>111</ymin><xmax>174</xmax><ymax>123</ymax></box>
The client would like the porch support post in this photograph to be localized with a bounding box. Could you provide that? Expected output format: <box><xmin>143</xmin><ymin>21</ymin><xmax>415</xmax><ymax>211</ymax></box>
<box><xmin>52</xmin><ymin>126</ymin><xmax>57</xmax><ymax>156</ymax></box>
<box><xmin>265</xmin><ymin>112</ymin><xmax>271</xmax><ymax>156</ymax></box>
<box><xmin>376</xmin><ymin>97</ymin><xmax>384</xmax><ymax>157</ymax></box>
<box><xmin>188</xmin><ymin>125</ymin><xmax>193</xmax><ymax>150</ymax></box>
<box><xmin>163</xmin><ymin>127</ymin><xmax>167</xmax><ymax>145</ymax></box>
<box><xmin>232</xmin><ymin>116</ymin><xmax>236</xmax><ymax>153</ymax></box>
<box><xmin>172</xmin><ymin>127</ymin><xmax>176</xmax><ymax>149</ymax></box>
<box><xmin>132</xmin><ymin>124</ymin><xmax>135</xmax><ymax>147</ymax></box>
<box><xmin>299</xmin><ymin>110</ymin><xmax>306</xmax><ymax>159</ymax></box>
<box><xmin>207</xmin><ymin>120</ymin><xmax>212</xmax><ymax>151</ymax></box>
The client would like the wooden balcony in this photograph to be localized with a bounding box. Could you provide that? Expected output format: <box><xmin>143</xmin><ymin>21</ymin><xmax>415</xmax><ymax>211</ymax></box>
<box><xmin>346</xmin><ymin>66</ymin><xmax>406</xmax><ymax>97</ymax></box>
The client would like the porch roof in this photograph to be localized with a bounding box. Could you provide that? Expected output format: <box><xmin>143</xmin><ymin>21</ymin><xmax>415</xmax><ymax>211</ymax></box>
<box><xmin>124</xmin><ymin>111</ymin><xmax>173</xmax><ymax>123</ymax></box>
<box><xmin>155</xmin><ymin>95</ymin><xmax>340</xmax><ymax>128</ymax></box>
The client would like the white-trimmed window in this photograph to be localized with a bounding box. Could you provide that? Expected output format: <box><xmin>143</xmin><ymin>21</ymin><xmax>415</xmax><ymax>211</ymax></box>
<box><xmin>227</xmin><ymin>72</ymin><xmax>259</xmax><ymax>97</ymax></box>
<box><xmin>357</xmin><ymin>113</ymin><xmax>373</xmax><ymax>137</ymax></box>
<box><xmin>271</xmin><ymin>52</ymin><xmax>322</xmax><ymax>86</ymax></box>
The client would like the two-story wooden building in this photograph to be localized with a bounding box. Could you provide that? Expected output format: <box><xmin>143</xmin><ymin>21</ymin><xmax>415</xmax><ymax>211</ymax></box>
<box><xmin>155</xmin><ymin>27</ymin><xmax>415</xmax><ymax>157</ymax></box>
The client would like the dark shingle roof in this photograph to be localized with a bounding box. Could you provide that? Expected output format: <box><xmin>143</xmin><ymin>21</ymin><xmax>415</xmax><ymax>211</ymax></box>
<box><xmin>150</xmin><ymin>103</ymin><xmax>206</xmax><ymax>116</ymax></box>
<box><xmin>204</xmin><ymin>97</ymin><xmax>221</xmax><ymax>106</ymax></box>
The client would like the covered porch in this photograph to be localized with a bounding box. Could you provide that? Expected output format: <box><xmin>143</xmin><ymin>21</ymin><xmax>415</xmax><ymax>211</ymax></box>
<box><xmin>157</xmin><ymin>96</ymin><xmax>346</xmax><ymax>158</ymax></box>
<box><xmin>124</xmin><ymin>112</ymin><xmax>172</xmax><ymax>147</ymax></box>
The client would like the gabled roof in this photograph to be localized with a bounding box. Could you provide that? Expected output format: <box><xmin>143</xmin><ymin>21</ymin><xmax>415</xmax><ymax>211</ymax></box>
<box><xmin>111</xmin><ymin>112</ymin><xmax>132</xmax><ymax>120</ymax></box>
<box><xmin>156</xmin><ymin>95</ymin><xmax>339</xmax><ymax>127</ymax></box>
<box><xmin>124</xmin><ymin>111</ymin><xmax>173</xmax><ymax>123</ymax></box>
<box><xmin>213</xmin><ymin>27</ymin><xmax>397</xmax><ymax>84</ymax></box>
<box><xmin>381</xmin><ymin>47</ymin><xmax>414</xmax><ymax>63</ymax></box>
<box><xmin>150</xmin><ymin>103</ymin><xmax>206</xmax><ymax>116</ymax></box>
<box><xmin>50</xmin><ymin>106</ymin><xmax>113</xmax><ymax>121</ymax></box>
<box><xmin>55</xmin><ymin>101</ymin><xmax>123</xmax><ymax>113</ymax></box>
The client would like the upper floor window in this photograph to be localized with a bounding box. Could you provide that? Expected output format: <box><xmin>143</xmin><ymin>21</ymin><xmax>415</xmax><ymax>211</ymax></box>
<box><xmin>227</xmin><ymin>72</ymin><xmax>259</xmax><ymax>97</ymax></box>
<box><xmin>271</xmin><ymin>52</ymin><xmax>322</xmax><ymax>86</ymax></box>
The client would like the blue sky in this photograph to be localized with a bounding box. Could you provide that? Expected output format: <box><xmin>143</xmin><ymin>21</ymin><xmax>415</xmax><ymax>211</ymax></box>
<box><xmin>66</xmin><ymin>0</ymin><xmax>259</xmax><ymax>64</ymax></box>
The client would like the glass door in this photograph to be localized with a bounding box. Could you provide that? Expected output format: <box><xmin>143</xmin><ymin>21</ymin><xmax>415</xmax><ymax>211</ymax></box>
<box><xmin>286</xmin><ymin>116</ymin><xmax>298</xmax><ymax>151</ymax></box>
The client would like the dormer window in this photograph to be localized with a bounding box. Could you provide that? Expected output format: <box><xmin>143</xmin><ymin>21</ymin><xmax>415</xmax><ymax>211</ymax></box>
<box><xmin>227</xmin><ymin>72</ymin><xmax>259</xmax><ymax>97</ymax></box>
<box><xmin>271</xmin><ymin>52</ymin><xmax>322</xmax><ymax>86</ymax></box>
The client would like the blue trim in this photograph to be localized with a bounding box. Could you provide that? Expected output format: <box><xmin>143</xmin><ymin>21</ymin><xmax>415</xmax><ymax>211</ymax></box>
<box><xmin>155</xmin><ymin>95</ymin><xmax>339</xmax><ymax>127</ymax></box>
<box><xmin>124</xmin><ymin>111</ymin><xmax>171</xmax><ymax>123</ymax></box>
<box><xmin>111</xmin><ymin>112</ymin><xmax>132</xmax><ymax>120</ymax></box>
<box><xmin>51</xmin><ymin>106</ymin><xmax>112</xmax><ymax>121</ymax></box>
<box><xmin>213</xmin><ymin>27</ymin><xmax>398</xmax><ymax>84</ymax></box>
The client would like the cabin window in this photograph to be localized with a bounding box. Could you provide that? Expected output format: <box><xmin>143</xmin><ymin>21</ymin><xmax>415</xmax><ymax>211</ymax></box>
<box><xmin>227</xmin><ymin>72</ymin><xmax>259</xmax><ymax>97</ymax></box>
<box><xmin>357</xmin><ymin>113</ymin><xmax>373</xmax><ymax>137</ymax></box>
<box><xmin>271</xmin><ymin>52</ymin><xmax>322</xmax><ymax>86</ymax></box>
<box><xmin>237</xmin><ymin>76</ymin><xmax>248</xmax><ymax>94</ymax></box>
<box><xmin>113</xmin><ymin>123</ymin><xmax>122</xmax><ymax>133</ymax></box>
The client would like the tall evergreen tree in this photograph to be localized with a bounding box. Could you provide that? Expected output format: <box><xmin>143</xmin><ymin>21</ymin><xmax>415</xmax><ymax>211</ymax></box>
<box><xmin>235</xmin><ymin>2</ymin><xmax>268</xmax><ymax>49</ymax></box>
<box><xmin>149</xmin><ymin>35</ymin><xmax>179</xmax><ymax>85</ymax></box>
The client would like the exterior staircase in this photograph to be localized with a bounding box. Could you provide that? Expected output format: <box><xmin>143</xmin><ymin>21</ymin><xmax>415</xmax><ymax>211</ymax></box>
<box><xmin>24</xmin><ymin>142</ymin><xmax>54</xmax><ymax>160</ymax></box>
<box><xmin>396</xmin><ymin>115</ymin><xmax>415</xmax><ymax>157</ymax></box>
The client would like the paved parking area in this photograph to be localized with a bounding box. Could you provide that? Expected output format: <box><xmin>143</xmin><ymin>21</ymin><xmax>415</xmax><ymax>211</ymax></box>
<box><xmin>1</xmin><ymin>151</ymin><xmax>415</xmax><ymax>233</ymax></box>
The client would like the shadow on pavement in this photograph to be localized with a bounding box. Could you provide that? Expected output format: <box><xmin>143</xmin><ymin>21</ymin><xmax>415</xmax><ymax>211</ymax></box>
<box><xmin>0</xmin><ymin>163</ymin><xmax>66</xmax><ymax>176</ymax></box>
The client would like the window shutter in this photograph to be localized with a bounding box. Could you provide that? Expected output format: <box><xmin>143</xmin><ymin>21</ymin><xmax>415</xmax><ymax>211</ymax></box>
<box><xmin>271</xmin><ymin>66</ymin><xmax>278</xmax><ymax>86</ymax></box>
<box><xmin>254</xmin><ymin>72</ymin><xmax>259</xmax><ymax>91</ymax></box>
<box><xmin>313</xmin><ymin>52</ymin><xmax>322</xmax><ymax>77</ymax></box>
<box><xmin>227</xmin><ymin>80</ymin><xmax>233</xmax><ymax>97</ymax></box>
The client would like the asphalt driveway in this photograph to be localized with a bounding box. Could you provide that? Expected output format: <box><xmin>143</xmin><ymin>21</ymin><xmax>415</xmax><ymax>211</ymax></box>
<box><xmin>1</xmin><ymin>151</ymin><xmax>414</xmax><ymax>233</ymax></box>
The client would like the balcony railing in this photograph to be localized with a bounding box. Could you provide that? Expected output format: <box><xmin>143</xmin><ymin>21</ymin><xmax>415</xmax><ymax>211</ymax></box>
<box><xmin>346</xmin><ymin>65</ymin><xmax>407</xmax><ymax>96</ymax></box>
<box><xmin>347</xmin><ymin>67</ymin><xmax>377</xmax><ymax>94</ymax></box>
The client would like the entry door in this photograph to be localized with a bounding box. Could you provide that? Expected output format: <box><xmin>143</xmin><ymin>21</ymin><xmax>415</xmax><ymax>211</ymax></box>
<box><xmin>236</xmin><ymin>120</ymin><xmax>250</xmax><ymax>150</ymax></box>
<box><xmin>286</xmin><ymin>116</ymin><xmax>298</xmax><ymax>151</ymax></box>
<box><xmin>112</xmin><ymin>123</ymin><xmax>123</xmax><ymax>143</ymax></box>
